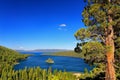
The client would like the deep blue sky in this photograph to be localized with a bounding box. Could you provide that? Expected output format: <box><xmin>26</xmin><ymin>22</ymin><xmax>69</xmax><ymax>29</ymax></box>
<box><xmin>0</xmin><ymin>0</ymin><xmax>85</xmax><ymax>50</ymax></box>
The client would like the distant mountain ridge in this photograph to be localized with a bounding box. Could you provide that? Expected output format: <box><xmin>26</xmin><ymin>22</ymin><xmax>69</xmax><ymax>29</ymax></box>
<box><xmin>16</xmin><ymin>49</ymin><xmax>72</xmax><ymax>52</ymax></box>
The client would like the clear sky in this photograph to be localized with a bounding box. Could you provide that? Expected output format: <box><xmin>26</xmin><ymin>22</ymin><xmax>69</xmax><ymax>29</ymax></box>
<box><xmin>0</xmin><ymin>0</ymin><xmax>85</xmax><ymax>50</ymax></box>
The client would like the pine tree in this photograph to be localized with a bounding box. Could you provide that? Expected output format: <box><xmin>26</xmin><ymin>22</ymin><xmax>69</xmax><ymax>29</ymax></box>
<box><xmin>75</xmin><ymin>0</ymin><xmax>120</xmax><ymax>80</ymax></box>
<box><xmin>28</xmin><ymin>68</ymin><xmax>33</xmax><ymax>80</ymax></box>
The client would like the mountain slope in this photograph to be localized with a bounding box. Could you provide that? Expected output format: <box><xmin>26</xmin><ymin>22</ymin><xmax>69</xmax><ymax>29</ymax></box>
<box><xmin>0</xmin><ymin>46</ymin><xmax>28</xmax><ymax>74</ymax></box>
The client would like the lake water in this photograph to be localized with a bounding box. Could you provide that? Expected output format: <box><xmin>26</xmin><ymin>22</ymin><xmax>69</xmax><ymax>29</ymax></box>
<box><xmin>14</xmin><ymin>52</ymin><xmax>93</xmax><ymax>72</ymax></box>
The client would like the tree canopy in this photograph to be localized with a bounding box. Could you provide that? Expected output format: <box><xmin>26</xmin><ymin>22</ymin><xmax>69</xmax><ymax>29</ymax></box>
<box><xmin>74</xmin><ymin>0</ymin><xmax>120</xmax><ymax>80</ymax></box>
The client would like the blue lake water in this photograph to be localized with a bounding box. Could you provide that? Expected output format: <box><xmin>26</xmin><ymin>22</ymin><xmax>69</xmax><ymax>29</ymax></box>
<box><xmin>14</xmin><ymin>52</ymin><xmax>93</xmax><ymax>72</ymax></box>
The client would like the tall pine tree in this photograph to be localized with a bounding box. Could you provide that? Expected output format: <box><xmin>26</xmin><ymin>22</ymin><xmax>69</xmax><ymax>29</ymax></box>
<box><xmin>75</xmin><ymin>0</ymin><xmax>120</xmax><ymax>80</ymax></box>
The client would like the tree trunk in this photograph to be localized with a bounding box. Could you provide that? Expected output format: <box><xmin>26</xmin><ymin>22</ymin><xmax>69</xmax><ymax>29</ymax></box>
<box><xmin>105</xmin><ymin>3</ymin><xmax>116</xmax><ymax>79</ymax></box>
<box><xmin>105</xmin><ymin>29</ymin><xmax>116</xmax><ymax>80</ymax></box>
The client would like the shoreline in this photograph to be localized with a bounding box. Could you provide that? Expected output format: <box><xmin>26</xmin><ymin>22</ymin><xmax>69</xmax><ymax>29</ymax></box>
<box><xmin>73</xmin><ymin>72</ymin><xmax>81</xmax><ymax>80</ymax></box>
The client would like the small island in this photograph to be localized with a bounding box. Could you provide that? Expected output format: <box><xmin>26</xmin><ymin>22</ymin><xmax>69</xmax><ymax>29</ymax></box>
<box><xmin>45</xmin><ymin>58</ymin><xmax>54</xmax><ymax>64</ymax></box>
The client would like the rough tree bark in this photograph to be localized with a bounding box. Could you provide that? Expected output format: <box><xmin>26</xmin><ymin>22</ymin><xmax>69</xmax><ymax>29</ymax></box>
<box><xmin>105</xmin><ymin>24</ymin><xmax>116</xmax><ymax>80</ymax></box>
<box><xmin>105</xmin><ymin>1</ymin><xmax>116</xmax><ymax>79</ymax></box>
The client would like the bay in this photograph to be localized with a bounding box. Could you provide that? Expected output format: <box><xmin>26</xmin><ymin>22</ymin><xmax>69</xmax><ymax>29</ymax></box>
<box><xmin>14</xmin><ymin>52</ymin><xmax>93</xmax><ymax>72</ymax></box>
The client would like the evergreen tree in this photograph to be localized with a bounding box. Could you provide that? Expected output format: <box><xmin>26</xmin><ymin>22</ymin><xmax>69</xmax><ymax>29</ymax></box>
<box><xmin>0</xmin><ymin>46</ymin><xmax>79</xmax><ymax>80</ymax></box>
<box><xmin>75</xmin><ymin>0</ymin><xmax>120</xmax><ymax>80</ymax></box>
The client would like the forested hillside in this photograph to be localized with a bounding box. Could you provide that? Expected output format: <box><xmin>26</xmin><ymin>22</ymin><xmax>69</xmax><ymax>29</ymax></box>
<box><xmin>0</xmin><ymin>46</ymin><xmax>29</xmax><ymax>75</ymax></box>
<box><xmin>0</xmin><ymin>46</ymin><xmax>77</xmax><ymax>80</ymax></box>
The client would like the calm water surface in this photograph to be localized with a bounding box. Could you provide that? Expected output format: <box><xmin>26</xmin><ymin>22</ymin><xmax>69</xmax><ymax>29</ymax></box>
<box><xmin>14</xmin><ymin>52</ymin><xmax>93</xmax><ymax>72</ymax></box>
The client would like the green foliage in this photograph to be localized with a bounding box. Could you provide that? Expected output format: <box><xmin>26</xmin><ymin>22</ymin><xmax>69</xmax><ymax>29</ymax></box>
<box><xmin>81</xmin><ymin>41</ymin><xmax>105</xmax><ymax>64</ymax></box>
<box><xmin>84</xmin><ymin>68</ymin><xmax>89</xmax><ymax>74</ymax></box>
<box><xmin>82</xmin><ymin>42</ymin><xmax>104</xmax><ymax>55</ymax></box>
<box><xmin>74</xmin><ymin>28</ymin><xmax>91</xmax><ymax>41</ymax></box>
<box><xmin>0</xmin><ymin>46</ymin><xmax>77</xmax><ymax>80</ymax></box>
<box><xmin>49</xmin><ymin>51</ymin><xmax>82</xmax><ymax>58</ymax></box>
<box><xmin>115</xmin><ymin>37</ymin><xmax>120</xmax><ymax>80</ymax></box>
<box><xmin>74</xmin><ymin>0</ymin><xmax>120</xmax><ymax>79</ymax></box>
<box><xmin>0</xmin><ymin>46</ymin><xmax>29</xmax><ymax>75</ymax></box>
<box><xmin>0</xmin><ymin>66</ymin><xmax>76</xmax><ymax>80</ymax></box>
<box><xmin>80</xmin><ymin>64</ymin><xmax>105</xmax><ymax>80</ymax></box>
